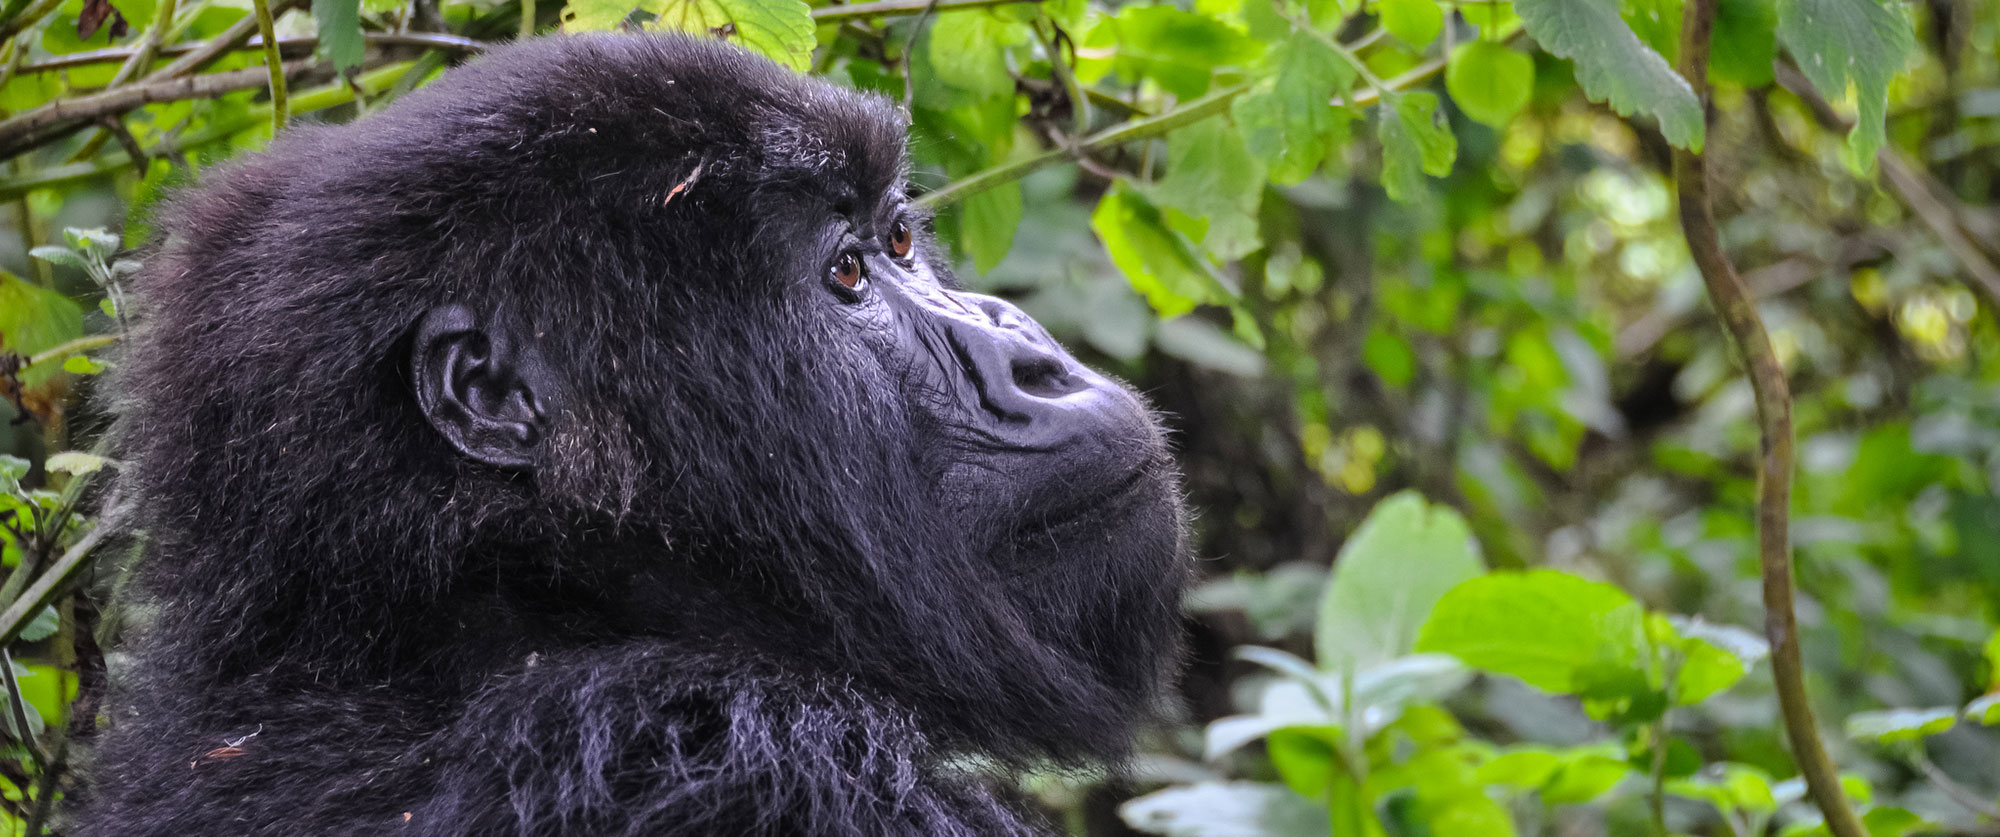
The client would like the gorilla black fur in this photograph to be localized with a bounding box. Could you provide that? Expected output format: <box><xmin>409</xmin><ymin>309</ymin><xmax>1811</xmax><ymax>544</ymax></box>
<box><xmin>74</xmin><ymin>33</ymin><xmax>1191</xmax><ymax>836</ymax></box>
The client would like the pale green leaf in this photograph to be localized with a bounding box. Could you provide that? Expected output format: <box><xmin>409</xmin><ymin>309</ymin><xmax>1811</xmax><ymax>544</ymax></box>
<box><xmin>1379</xmin><ymin>0</ymin><xmax>1443</xmax><ymax>46</ymax></box>
<box><xmin>1512</xmin><ymin>0</ymin><xmax>1704</xmax><ymax>149</ymax></box>
<box><xmin>1376</xmin><ymin>90</ymin><xmax>1456</xmax><ymax>202</ymax></box>
<box><xmin>1108</xmin><ymin>6</ymin><xmax>1264</xmax><ymax>98</ymax></box>
<box><xmin>1775</xmin><ymin>0</ymin><xmax>1912</xmax><ymax>171</ymax></box>
<box><xmin>567</xmin><ymin>0</ymin><xmax>815</xmax><ymax>70</ymax></box>
<box><xmin>1415</xmin><ymin>570</ymin><xmax>1648</xmax><ymax>694</ymax></box>
<box><xmin>1446</xmin><ymin>41</ymin><xmax>1534</xmax><ymax>127</ymax></box>
<box><xmin>927</xmin><ymin>11</ymin><xmax>1032</xmax><ymax>97</ymax></box>
<box><xmin>44</xmin><ymin>451</ymin><xmax>109</xmax><ymax>476</ymax></box>
<box><xmin>63</xmin><ymin>355</ymin><xmax>106</xmax><ymax>375</ymax></box>
<box><xmin>1315</xmin><ymin>492</ymin><xmax>1484</xmax><ymax>674</ymax></box>
<box><xmin>1964</xmin><ymin>693</ymin><xmax>2000</xmax><ymax>725</ymax></box>
<box><xmin>1090</xmin><ymin>182</ymin><xmax>1232</xmax><ymax>318</ymax></box>
<box><xmin>1153</xmin><ymin>116</ymin><xmax>1265</xmax><ymax>260</ymax></box>
<box><xmin>1844</xmin><ymin>707</ymin><xmax>1957</xmax><ymax>744</ymax></box>
<box><xmin>27</xmin><ymin>246</ymin><xmax>84</xmax><ymax>271</ymax></box>
<box><xmin>1231</xmin><ymin>32</ymin><xmax>1355</xmax><ymax>184</ymax></box>
<box><xmin>1120</xmin><ymin>782</ymin><xmax>1332</xmax><ymax>837</ymax></box>
<box><xmin>958</xmin><ymin>182</ymin><xmax>1022</xmax><ymax>274</ymax></box>
<box><xmin>17</xmin><ymin>606</ymin><xmax>58</xmax><ymax>642</ymax></box>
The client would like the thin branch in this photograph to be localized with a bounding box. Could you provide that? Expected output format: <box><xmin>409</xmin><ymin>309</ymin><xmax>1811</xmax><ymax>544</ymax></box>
<box><xmin>0</xmin><ymin>60</ymin><xmax>312</xmax><ymax>157</ymax></box>
<box><xmin>1674</xmin><ymin>4</ymin><xmax>1863</xmax><ymax>837</ymax></box>
<box><xmin>21</xmin><ymin>31</ymin><xmax>486</xmax><ymax>74</ymax></box>
<box><xmin>1910</xmin><ymin>748</ymin><xmax>2000</xmax><ymax>821</ymax></box>
<box><xmin>17</xmin><ymin>333</ymin><xmax>119</xmax><ymax>377</ymax></box>
<box><xmin>146</xmin><ymin>0</ymin><xmax>291</xmax><ymax>80</ymax></box>
<box><xmin>811</xmin><ymin>0</ymin><xmax>1034</xmax><ymax>23</ymax></box>
<box><xmin>0</xmin><ymin>515</ymin><xmax>113</xmax><ymax>650</ymax></box>
<box><xmin>0</xmin><ymin>649</ymin><xmax>43</xmax><ymax>769</ymax></box>
<box><xmin>917</xmin><ymin>53</ymin><xmax>1447</xmax><ymax>208</ymax></box>
<box><xmin>0</xmin><ymin>60</ymin><xmax>416</xmax><ymax>202</ymax></box>
<box><xmin>251</xmin><ymin>0</ymin><xmax>288</xmax><ymax>130</ymax></box>
<box><xmin>0</xmin><ymin>0</ymin><xmax>63</xmax><ymax>55</ymax></box>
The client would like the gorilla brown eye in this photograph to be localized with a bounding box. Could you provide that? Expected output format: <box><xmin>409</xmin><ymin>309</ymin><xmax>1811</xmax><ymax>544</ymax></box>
<box><xmin>889</xmin><ymin>221</ymin><xmax>913</xmax><ymax>259</ymax></box>
<box><xmin>831</xmin><ymin>251</ymin><xmax>864</xmax><ymax>290</ymax></box>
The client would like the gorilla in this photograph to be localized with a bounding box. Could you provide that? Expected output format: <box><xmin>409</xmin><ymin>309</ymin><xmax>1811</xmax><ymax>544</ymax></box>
<box><xmin>72</xmin><ymin>33</ymin><xmax>1190</xmax><ymax>836</ymax></box>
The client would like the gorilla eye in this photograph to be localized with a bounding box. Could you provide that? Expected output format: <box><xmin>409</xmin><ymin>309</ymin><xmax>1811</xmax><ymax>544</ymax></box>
<box><xmin>830</xmin><ymin>251</ymin><xmax>865</xmax><ymax>291</ymax></box>
<box><xmin>889</xmin><ymin>221</ymin><xmax>913</xmax><ymax>259</ymax></box>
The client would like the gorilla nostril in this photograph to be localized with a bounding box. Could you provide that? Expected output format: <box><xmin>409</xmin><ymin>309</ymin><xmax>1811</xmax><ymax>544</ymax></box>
<box><xmin>1011</xmin><ymin>356</ymin><xmax>1072</xmax><ymax>398</ymax></box>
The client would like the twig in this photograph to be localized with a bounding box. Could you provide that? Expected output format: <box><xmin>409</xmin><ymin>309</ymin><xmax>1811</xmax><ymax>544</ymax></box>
<box><xmin>17</xmin><ymin>334</ymin><xmax>120</xmax><ymax>378</ymax></box>
<box><xmin>0</xmin><ymin>648</ymin><xmax>43</xmax><ymax>769</ymax></box>
<box><xmin>20</xmin><ymin>31</ymin><xmax>487</xmax><ymax>74</ymax></box>
<box><xmin>0</xmin><ymin>0</ymin><xmax>62</xmax><ymax>54</ymax></box>
<box><xmin>147</xmin><ymin>0</ymin><xmax>292</xmax><ymax>80</ymax></box>
<box><xmin>916</xmin><ymin>52</ymin><xmax>1447</xmax><ymax>208</ymax></box>
<box><xmin>0</xmin><ymin>516</ymin><xmax>113</xmax><ymax>650</ymax></box>
<box><xmin>1773</xmin><ymin>63</ymin><xmax>2000</xmax><ymax>310</ymax></box>
<box><xmin>251</xmin><ymin>0</ymin><xmax>288</xmax><ymax>130</ymax></box>
<box><xmin>1910</xmin><ymin>749</ymin><xmax>2000</xmax><ymax>821</ymax></box>
<box><xmin>1674</xmin><ymin>3</ymin><xmax>1863</xmax><ymax>837</ymax></box>
<box><xmin>0</xmin><ymin>60</ymin><xmax>312</xmax><ymax>157</ymax></box>
<box><xmin>811</xmin><ymin>0</ymin><xmax>1033</xmax><ymax>23</ymax></box>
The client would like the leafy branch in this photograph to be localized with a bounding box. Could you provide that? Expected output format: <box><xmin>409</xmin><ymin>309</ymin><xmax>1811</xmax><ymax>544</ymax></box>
<box><xmin>1672</xmin><ymin>2</ymin><xmax>1862</xmax><ymax>836</ymax></box>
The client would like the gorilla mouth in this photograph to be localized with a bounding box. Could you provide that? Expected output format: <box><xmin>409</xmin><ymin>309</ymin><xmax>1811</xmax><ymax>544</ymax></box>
<box><xmin>1022</xmin><ymin>461</ymin><xmax>1158</xmax><ymax>537</ymax></box>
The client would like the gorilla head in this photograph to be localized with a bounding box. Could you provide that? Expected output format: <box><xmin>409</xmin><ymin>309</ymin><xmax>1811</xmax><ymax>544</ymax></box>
<box><xmin>79</xmin><ymin>33</ymin><xmax>1190</xmax><ymax>835</ymax></box>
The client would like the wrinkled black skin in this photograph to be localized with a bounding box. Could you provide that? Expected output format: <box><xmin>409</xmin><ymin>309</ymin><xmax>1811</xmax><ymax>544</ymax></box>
<box><xmin>72</xmin><ymin>34</ymin><xmax>1190</xmax><ymax>836</ymax></box>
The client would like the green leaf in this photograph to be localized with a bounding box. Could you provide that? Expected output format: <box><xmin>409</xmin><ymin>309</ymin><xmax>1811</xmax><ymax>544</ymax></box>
<box><xmin>1376</xmin><ymin>91</ymin><xmax>1456</xmax><ymax>202</ymax></box>
<box><xmin>1964</xmin><ymin>693</ymin><xmax>2000</xmax><ymax>725</ymax></box>
<box><xmin>27</xmin><ymin>246</ymin><xmax>85</xmax><ymax>271</ymax></box>
<box><xmin>1711</xmin><ymin>0</ymin><xmax>1777</xmax><ymax>85</ymax></box>
<box><xmin>1120</xmin><ymin>782</ymin><xmax>1332</xmax><ymax>836</ymax></box>
<box><xmin>1512</xmin><ymin>0</ymin><xmax>1704</xmax><ymax>149</ymax></box>
<box><xmin>1362</xmin><ymin>328</ymin><xmax>1417</xmax><ymax>388</ymax></box>
<box><xmin>1446</xmin><ymin>41</ymin><xmax>1534</xmax><ymax>127</ymax></box>
<box><xmin>63</xmin><ymin>354</ymin><xmax>107</xmax><ymax>375</ymax></box>
<box><xmin>927</xmin><ymin>11</ymin><xmax>1032</xmax><ymax>97</ymax></box>
<box><xmin>1231</xmin><ymin>32</ymin><xmax>1355</xmax><ymax>184</ymax></box>
<box><xmin>1844</xmin><ymin>707</ymin><xmax>1958</xmax><ymax>744</ymax></box>
<box><xmin>1668</xmin><ymin>618</ymin><xmax>1768</xmax><ymax>704</ymax></box>
<box><xmin>1091</xmin><ymin>182</ymin><xmax>1232</xmax><ymax>318</ymax></box>
<box><xmin>569</xmin><ymin>0</ymin><xmax>815</xmax><ymax>70</ymax></box>
<box><xmin>1378</xmin><ymin>0</ymin><xmax>1443</xmax><ymax>45</ymax></box>
<box><xmin>17</xmin><ymin>606</ymin><xmax>58</xmax><ymax>643</ymax></box>
<box><xmin>1315</xmin><ymin>492</ymin><xmax>1484</xmax><ymax>674</ymax></box>
<box><xmin>45</xmin><ymin>451</ymin><xmax>109</xmax><ymax>476</ymax></box>
<box><xmin>1153</xmin><ymin>116</ymin><xmax>1266</xmax><ymax>261</ymax></box>
<box><xmin>1542</xmin><ymin>753</ymin><xmax>1632</xmax><ymax>803</ymax></box>
<box><xmin>1108</xmin><ymin>6</ymin><xmax>1264</xmax><ymax>98</ymax></box>
<box><xmin>1416</xmin><ymin>570</ymin><xmax>1648</xmax><ymax>694</ymax></box>
<box><xmin>312</xmin><ymin>0</ymin><xmax>365</xmax><ymax>73</ymax></box>
<box><xmin>0</xmin><ymin>273</ymin><xmax>84</xmax><ymax>419</ymax></box>
<box><xmin>1984</xmin><ymin>630</ymin><xmax>2000</xmax><ymax>690</ymax></box>
<box><xmin>1776</xmin><ymin>0</ymin><xmax>1913</xmax><ymax>171</ymax></box>
<box><xmin>958</xmin><ymin>182</ymin><xmax>1022</xmax><ymax>274</ymax></box>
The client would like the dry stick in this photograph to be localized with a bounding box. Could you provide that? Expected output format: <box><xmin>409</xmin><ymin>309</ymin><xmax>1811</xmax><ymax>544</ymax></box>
<box><xmin>0</xmin><ymin>61</ymin><xmax>311</xmax><ymax>155</ymax></box>
<box><xmin>1674</xmin><ymin>3</ymin><xmax>1865</xmax><ymax>836</ymax></box>
<box><xmin>21</xmin><ymin>31</ymin><xmax>484</xmax><ymax>73</ymax></box>
<box><xmin>250</xmin><ymin>0</ymin><xmax>287</xmax><ymax>130</ymax></box>
<box><xmin>1772</xmin><ymin>63</ymin><xmax>2000</xmax><ymax>310</ymax></box>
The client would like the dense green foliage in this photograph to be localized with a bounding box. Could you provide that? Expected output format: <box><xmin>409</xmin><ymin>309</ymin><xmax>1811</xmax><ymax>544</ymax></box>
<box><xmin>0</xmin><ymin>0</ymin><xmax>1995</xmax><ymax>830</ymax></box>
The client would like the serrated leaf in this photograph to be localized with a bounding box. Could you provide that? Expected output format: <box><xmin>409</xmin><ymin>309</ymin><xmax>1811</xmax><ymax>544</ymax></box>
<box><xmin>1376</xmin><ymin>90</ymin><xmax>1456</xmax><ymax>202</ymax></box>
<box><xmin>1091</xmin><ymin>182</ymin><xmax>1232</xmax><ymax>318</ymax></box>
<box><xmin>1379</xmin><ymin>0</ymin><xmax>1443</xmax><ymax>45</ymax></box>
<box><xmin>312</xmin><ymin>0</ymin><xmax>364</xmax><ymax>73</ymax></box>
<box><xmin>1107</xmin><ymin>6</ymin><xmax>1264</xmax><ymax>98</ymax></box>
<box><xmin>1231</xmin><ymin>31</ymin><xmax>1355</xmax><ymax>184</ymax></box>
<box><xmin>958</xmin><ymin>181</ymin><xmax>1021</xmax><ymax>274</ymax></box>
<box><xmin>1513</xmin><ymin>0</ymin><xmax>1704</xmax><ymax>149</ymax></box>
<box><xmin>1446</xmin><ymin>40</ymin><xmax>1534</xmax><ymax>127</ymax></box>
<box><xmin>1152</xmin><ymin>116</ymin><xmax>1265</xmax><ymax>260</ymax></box>
<box><xmin>927</xmin><ymin>11</ymin><xmax>1032</xmax><ymax>97</ymax></box>
<box><xmin>1844</xmin><ymin>707</ymin><xmax>1957</xmax><ymax>744</ymax></box>
<box><xmin>1315</xmin><ymin>492</ymin><xmax>1485</xmax><ymax>673</ymax></box>
<box><xmin>1776</xmin><ymin>0</ymin><xmax>1913</xmax><ymax>171</ymax></box>
<box><xmin>1416</xmin><ymin>570</ymin><xmax>1648</xmax><ymax>694</ymax></box>
<box><xmin>656</xmin><ymin>0</ymin><xmax>814</xmax><ymax>71</ymax></box>
<box><xmin>27</xmin><ymin>246</ymin><xmax>85</xmax><ymax>270</ymax></box>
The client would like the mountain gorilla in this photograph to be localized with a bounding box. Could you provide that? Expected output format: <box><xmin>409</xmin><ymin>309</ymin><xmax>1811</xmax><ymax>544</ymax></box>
<box><xmin>72</xmin><ymin>33</ymin><xmax>1189</xmax><ymax>836</ymax></box>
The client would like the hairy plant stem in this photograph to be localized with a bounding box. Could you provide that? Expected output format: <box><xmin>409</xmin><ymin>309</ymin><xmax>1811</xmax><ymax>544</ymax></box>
<box><xmin>251</xmin><ymin>0</ymin><xmax>287</xmax><ymax>130</ymax></box>
<box><xmin>1672</xmin><ymin>1</ymin><xmax>1862</xmax><ymax>835</ymax></box>
<box><xmin>810</xmin><ymin>0</ymin><xmax>1031</xmax><ymax>23</ymax></box>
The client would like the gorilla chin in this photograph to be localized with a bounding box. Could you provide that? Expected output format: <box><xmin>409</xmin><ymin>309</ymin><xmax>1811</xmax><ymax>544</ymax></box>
<box><xmin>74</xmin><ymin>31</ymin><xmax>1191</xmax><ymax>837</ymax></box>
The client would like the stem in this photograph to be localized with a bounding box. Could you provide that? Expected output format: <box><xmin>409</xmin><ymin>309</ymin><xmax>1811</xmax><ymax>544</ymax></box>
<box><xmin>810</xmin><ymin>0</ymin><xmax>1033</xmax><ymax>23</ymax></box>
<box><xmin>0</xmin><ymin>520</ymin><xmax>112</xmax><ymax>650</ymax></box>
<box><xmin>1673</xmin><ymin>2</ymin><xmax>1863</xmax><ymax>836</ymax></box>
<box><xmin>1910</xmin><ymin>748</ymin><xmax>2000</xmax><ymax>821</ymax></box>
<box><xmin>0</xmin><ymin>0</ymin><xmax>63</xmax><ymax>55</ymax></box>
<box><xmin>0</xmin><ymin>60</ymin><xmax>313</xmax><ymax>157</ymax></box>
<box><xmin>251</xmin><ymin>0</ymin><xmax>288</xmax><ymax>130</ymax></box>
<box><xmin>17</xmin><ymin>333</ymin><xmax>120</xmax><ymax>377</ymax></box>
<box><xmin>109</xmin><ymin>0</ymin><xmax>181</xmax><ymax>87</ymax></box>
<box><xmin>22</xmin><ymin>32</ymin><xmax>484</xmax><ymax>73</ymax></box>
<box><xmin>1288</xmin><ymin>9</ymin><xmax>1390</xmax><ymax>97</ymax></box>
<box><xmin>518</xmin><ymin>0</ymin><xmax>534</xmax><ymax>39</ymax></box>
<box><xmin>0</xmin><ymin>649</ymin><xmax>44</xmax><ymax>769</ymax></box>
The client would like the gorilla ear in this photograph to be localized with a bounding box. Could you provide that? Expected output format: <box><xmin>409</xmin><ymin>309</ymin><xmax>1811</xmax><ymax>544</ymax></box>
<box><xmin>411</xmin><ymin>304</ymin><xmax>554</xmax><ymax>469</ymax></box>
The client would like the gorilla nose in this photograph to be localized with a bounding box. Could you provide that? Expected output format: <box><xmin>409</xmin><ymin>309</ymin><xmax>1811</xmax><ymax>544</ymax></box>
<box><xmin>969</xmin><ymin>296</ymin><xmax>1084</xmax><ymax>400</ymax></box>
<box><xmin>944</xmin><ymin>293</ymin><xmax>1143</xmax><ymax>451</ymax></box>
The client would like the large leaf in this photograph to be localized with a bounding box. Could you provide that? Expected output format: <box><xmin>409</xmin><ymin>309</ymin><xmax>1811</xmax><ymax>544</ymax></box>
<box><xmin>1415</xmin><ymin>570</ymin><xmax>1648</xmax><ymax>694</ymax></box>
<box><xmin>1775</xmin><ymin>0</ymin><xmax>1912</xmax><ymax>171</ymax></box>
<box><xmin>1121</xmin><ymin>782</ymin><xmax>1332</xmax><ymax>836</ymax></box>
<box><xmin>1512</xmin><ymin>0</ymin><xmax>1703</xmax><ymax>149</ymax></box>
<box><xmin>926</xmin><ymin>11</ymin><xmax>1032</xmax><ymax>97</ymax></box>
<box><xmin>1376</xmin><ymin>91</ymin><xmax>1456</xmax><ymax>202</ymax></box>
<box><xmin>1315</xmin><ymin>492</ymin><xmax>1485</xmax><ymax>674</ymax></box>
<box><xmin>1446</xmin><ymin>40</ymin><xmax>1534</xmax><ymax>127</ymax></box>
<box><xmin>565</xmin><ymin>0</ymin><xmax>814</xmax><ymax>71</ymax></box>
<box><xmin>1091</xmin><ymin>182</ymin><xmax>1232</xmax><ymax>317</ymax></box>
<box><xmin>958</xmin><ymin>182</ymin><xmax>1022</xmax><ymax>274</ymax></box>
<box><xmin>1844</xmin><ymin>707</ymin><xmax>1957</xmax><ymax>744</ymax></box>
<box><xmin>1153</xmin><ymin>116</ymin><xmax>1266</xmax><ymax>261</ymax></box>
<box><xmin>1231</xmin><ymin>31</ymin><xmax>1355</xmax><ymax>184</ymax></box>
<box><xmin>1108</xmin><ymin>6</ymin><xmax>1264</xmax><ymax>98</ymax></box>
<box><xmin>0</xmin><ymin>273</ymin><xmax>83</xmax><ymax>423</ymax></box>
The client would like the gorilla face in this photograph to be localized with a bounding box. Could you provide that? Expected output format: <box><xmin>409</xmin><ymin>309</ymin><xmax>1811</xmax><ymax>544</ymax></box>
<box><xmin>113</xmin><ymin>33</ymin><xmax>1189</xmax><ymax>778</ymax></box>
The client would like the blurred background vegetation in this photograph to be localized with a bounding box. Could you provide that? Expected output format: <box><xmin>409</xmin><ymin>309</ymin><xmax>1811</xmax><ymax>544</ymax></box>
<box><xmin>0</xmin><ymin>0</ymin><xmax>1995</xmax><ymax>830</ymax></box>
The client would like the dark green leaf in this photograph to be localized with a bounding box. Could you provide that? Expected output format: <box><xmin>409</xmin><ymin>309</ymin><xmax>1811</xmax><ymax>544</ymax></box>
<box><xmin>1231</xmin><ymin>31</ymin><xmax>1355</xmax><ymax>184</ymax></box>
<box><xmin>1512</xmin><ymin>0</ymin><xmax>1704</xmax><ymax>148</ymax></box>
<box><xmin>1775</xmin><ymin>0</ymin><xmax>1913</xmax><ymax>170</ymax></box>
<box><xmin>313</xmin><ymin>0</ymin><xmax>365</xmax><ymax>74</ymax></box>
<box><xmin>1376</xmin><ymin>90</ymin><xmax>1456</xmax><ymax>202</ymax></box>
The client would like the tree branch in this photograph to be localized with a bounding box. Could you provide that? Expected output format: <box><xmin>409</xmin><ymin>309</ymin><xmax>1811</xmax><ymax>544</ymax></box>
<box><xmin>1675</xmin><ymin>6</ymin><xmax>1863</xmax><ymax>837</ymax></box>
<box><xmin>0</xmin><ymin>60</ymin><xmax>312</xmax><ymax>158</ymax></box>
<box><xmin>250</xmin><ymin>0</ymin><xmax>288</xmax><ymax>130</ymax></box>
<box><xmin>810</xmin><ymin>0</ymin><xmax>1034</xmax><ymax>23</ymax></box>
<box><xmin>20</xmin><ymin>32</ymin><xmax>486</xmax><ymax>74</ymax></box>
<box><xmin>916</xmin><ymin>53</ymin><xmax>1448</xmax><ymax>209</ymax></box>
